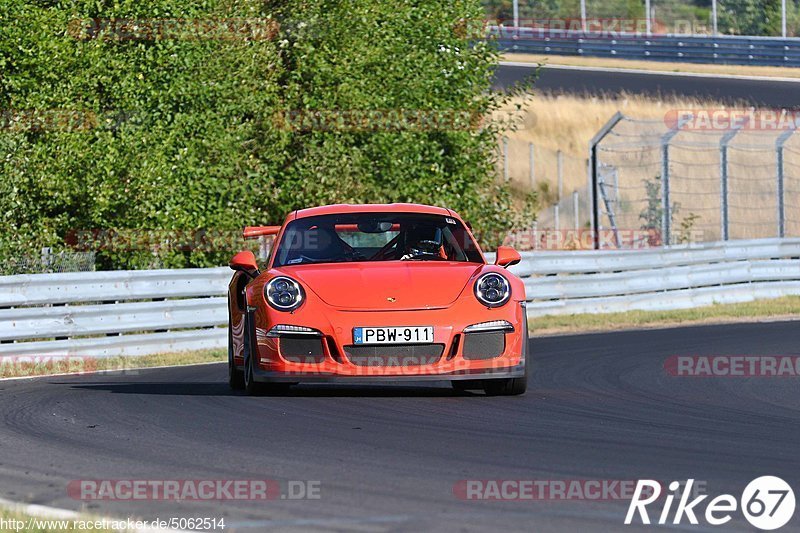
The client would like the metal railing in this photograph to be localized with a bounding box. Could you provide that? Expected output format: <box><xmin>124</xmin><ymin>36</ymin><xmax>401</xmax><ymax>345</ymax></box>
<box><xmin>0</xmin><ymin>238</ymin><xmax>797</xmax><ymax>357</ymax></box>
<box><xmin>493</xmin><ymin>29</ymin><xmax>800</xmax><ymax>67</ymax></box>
<box><xmin>505</xmin><ymin>238</ymin><xmax>800</xmax><ymax>316</ymax></box>
<box><xmin>0</xmin><ymin>268</ymin><xmax>230</xmax><ymax>357</ymax></box>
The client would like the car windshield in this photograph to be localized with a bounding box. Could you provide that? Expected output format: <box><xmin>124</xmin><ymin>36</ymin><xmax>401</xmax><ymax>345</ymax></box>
<box><xmin>273</xmin><ymin>213</ymin><xmax>483</xmax><ymax>267</ymax></box>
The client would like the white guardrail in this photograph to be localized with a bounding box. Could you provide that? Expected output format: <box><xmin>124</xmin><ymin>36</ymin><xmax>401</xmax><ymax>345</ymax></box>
<box><xmin>0</xmin><ymin>238</ymin><xmax>798</xmax><ymax>357</ymax></box>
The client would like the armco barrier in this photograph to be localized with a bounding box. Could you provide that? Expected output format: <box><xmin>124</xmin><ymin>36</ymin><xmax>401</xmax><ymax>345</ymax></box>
<box><xmin>492</xmin><ymin>28</ymin><xmax>800</xmax><ymax>67</ymax></box>
<box><xmin>0</xmin><ymin>239</ymin><xmax>797</xmax><ymax>358</ymax></box>
<box><xmin>0</xmin><ymin>268</ymin><xmax>230</xmax><ymax>358</ymax></box>
<box><xmin>505</xmin><ymin>238</ymin><xmax>800</xmax><ymax>316</ymax></box>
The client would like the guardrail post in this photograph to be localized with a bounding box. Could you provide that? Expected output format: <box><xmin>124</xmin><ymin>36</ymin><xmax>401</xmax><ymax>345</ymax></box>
<box><xmin>660</xmin><ymin>129</ymin><xmax>680</xmax><ymax>246</ymax></box>
<box><xmin>589</xmin><ymin>112</ymin><xmax>624</xmax><ymax>249</ymax></box>
<box><xmin>719</xmin><ymin>126</ymin><xmax>742</xmax><ymax>241</ymax></box>
<box><xmin>776</xmin><ymin>126</ymin><xmax>795</xmax><ymax>238</ymax></box>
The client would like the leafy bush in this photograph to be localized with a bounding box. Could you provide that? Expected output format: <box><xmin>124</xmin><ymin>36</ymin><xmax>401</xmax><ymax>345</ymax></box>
<box><xmin>0</xmin><ymin>0</ymin><xmax>532</xmax><ymax>270</ymax></box>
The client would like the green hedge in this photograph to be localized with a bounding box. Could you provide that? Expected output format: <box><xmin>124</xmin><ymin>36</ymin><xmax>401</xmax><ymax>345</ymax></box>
<box><xmin>0</xmin><ymin>0</ymin><xmax>532</xmax><ymax>270</ymax></box>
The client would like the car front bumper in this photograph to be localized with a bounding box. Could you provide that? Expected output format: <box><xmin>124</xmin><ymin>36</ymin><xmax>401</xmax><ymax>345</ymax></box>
<box><xmin>246</xmin><ymin>301</ymin><xmax>529</xmax><ymax>383</ymax></box>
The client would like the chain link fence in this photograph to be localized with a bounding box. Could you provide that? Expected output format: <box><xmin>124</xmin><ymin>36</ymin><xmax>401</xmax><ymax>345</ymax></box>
<box><xmin>590</xmin><ymin>113</ymin><xmax>800</xmax><ymax>248</ymax></box>
<box><xmin>500</xmin><ymin>137</ymin><xmax>592</xmax><ymax>240</ymax></box>
<box><xmin>483</xmin><ymin>0</ymin><xmax>800</xmax><ymax>38</ymax></box>
<box><xmin>0</xmin><ymin>248</ymin><xmax>95</xmax><ymax>276</ymax></box>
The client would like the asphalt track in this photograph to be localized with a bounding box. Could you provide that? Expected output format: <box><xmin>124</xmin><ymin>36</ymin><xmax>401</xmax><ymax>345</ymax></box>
<box><xmin>494</xmin><ymin>63</ymin><xmax>800</xmax><ymax>107</ymax></box>
<box><xmin>1</xmin><ymin>321</ymin><xmax>799</xmax><ymax>532</ymax></box>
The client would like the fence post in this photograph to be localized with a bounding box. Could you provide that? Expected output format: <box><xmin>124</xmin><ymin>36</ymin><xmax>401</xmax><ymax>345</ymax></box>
<box><xmin>660</xmin><ymin>129</ymin><xmax>680</xmax><ymax>246</ymax></box>
<box><xmin>776</xmin><ymin>127</ymin><xmax>795</xmax><ymax>238</ymax></box>
<box><xmin>554</xmin><ymin>204</ymin><xmax>560</xmax><ymax>232</ymax></box>
<box><xmin>580</xmin><ymin>0</ymin><xmax>587</xmax><ymax>31</ymax></box>
<box><xmin>502</xmin><ymin>137</ymin><xmax>509</xmax><ymax>182</ymax></box>
<box><xmin>258</xmin><ymin>236</ymin><xmax>269</xmax><ymax>261</ymax></box>
<box><xmin>557</xmin><ymin>149</ymin><xmax>563</xmax><ymax>202</ymax></box>
<box><xmin>782</xmin><ymin>0</ymin><xmax>788</xmax><ymax>38</ymax></box>
<box><xmin>573</xmin><ymin>190</ymin><xmax>580</xmax><ymax>231</ymax></box>
<box><xmin>719</xmin><ymin>127</ymin><xmax>741</xmax><ymax>241</ymax></box>
<box><xmin>589</xmin><ymin>112</ymin><xmax>624</xmax><ymax>249</ymax></box>
<box><xmin>41</xmin><ymin>247</ymin><xmax>51</xmax><ymax>270</ymax></box>
<box><xmin>712</xmin><ymin>0</ymin><xmax>718</xmax><ymax>35</ymax></box>
<box><xmin>529</xmin><ymin>142</ymin><xmax>535</xmax><ymax>189</ymax></box>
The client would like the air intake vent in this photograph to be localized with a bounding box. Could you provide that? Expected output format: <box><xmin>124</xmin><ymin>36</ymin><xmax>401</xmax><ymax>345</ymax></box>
<box><xmin>344</xmin><ymin>344</ymin><xmax>444</xmax><ymax>366</ymax></box>
<box><xmin>462</xmin><ymin>332</ymin><xmax>505</xmax><ymax>360</ymax></box>
<box><xmin>279</xmin><ymin>335</ymin><xmax>326</xmax><ymax>363</ymax></box>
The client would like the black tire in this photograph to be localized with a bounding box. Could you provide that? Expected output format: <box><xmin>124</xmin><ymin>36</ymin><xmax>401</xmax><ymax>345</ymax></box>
<box><xmin>244</xmin><ymin>342</ymin><xmax>269</xmax><ymax>396</ymax></box>
<box><xmin>242</xmin><ymin>312</ymin><xmax>292</xmax><ymax>396</ymax></box>
<box><xmin>228</xmin><ymin>325</ymin><xmax>245</xmax><ymax>390</ymax></box>
<box><xmin>242</xmin><ymin>313</ymin><xmax>265</xmax><ymax>396</ymax></box>
<box><xmin>451</xmin><ymin>379</ymin><xmax>482</xmax><ymax>392</ymax></box>
<box><xmin>482</xmin><ymin>376</ymin><xmax>527</xmax><ymax>396</ymax></box>
<box><xmin>482</xmin><ymin>346</ymin><xmax>529</xmax><ymax>396</ymax></box>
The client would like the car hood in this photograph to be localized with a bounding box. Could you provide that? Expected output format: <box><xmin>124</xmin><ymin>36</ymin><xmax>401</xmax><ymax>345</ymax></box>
<box><xmin>282</xmin><ymin>261</ymin><xmax>484</xmax><ymax>310</ymax></box>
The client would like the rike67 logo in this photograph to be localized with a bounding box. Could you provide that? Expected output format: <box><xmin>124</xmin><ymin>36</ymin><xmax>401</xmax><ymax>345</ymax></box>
<box><xmin>626</xmin><ymin>477</ymin><xmax>795</xmax><ymax>530</ymax></box>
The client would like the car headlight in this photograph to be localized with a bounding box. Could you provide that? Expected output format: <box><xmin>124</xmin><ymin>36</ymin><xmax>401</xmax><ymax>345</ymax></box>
<box><xmin>474</xmin><ymin>272</ymin><xmax>511</xmax><ymax>308</ymax></box>
<box><xmin>265</xmin><ymin>276</ymin><xmax>305</xmax><ymax>311</ymax></box>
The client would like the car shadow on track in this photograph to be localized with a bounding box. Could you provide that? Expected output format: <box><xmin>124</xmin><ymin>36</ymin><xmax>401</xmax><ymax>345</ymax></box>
<box><xmin>67</xmin><ymin>382</ymin><xmax>484</xmax><ymax>397</ymax></box>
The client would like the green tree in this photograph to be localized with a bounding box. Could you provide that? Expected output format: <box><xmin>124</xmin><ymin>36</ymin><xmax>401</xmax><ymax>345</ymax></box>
<box><xmin>0</xmin><ymin>0</ymin><xmax>533</xmax><ymax>269</ymax></box>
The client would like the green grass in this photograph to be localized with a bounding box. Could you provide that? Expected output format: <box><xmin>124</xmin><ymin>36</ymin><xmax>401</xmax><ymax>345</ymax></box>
<box><xmin>530</xmin><ymin>296</ymin><xmax>800</xmax><ymax>336</ymax></box>
<box><xmin>0</xmin><ymin>349</ymin><xmax>225</xmax><ymax>379</ymax></box>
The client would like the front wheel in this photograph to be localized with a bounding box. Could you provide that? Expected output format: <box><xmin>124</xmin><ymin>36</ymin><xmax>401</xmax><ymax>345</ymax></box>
<box><xmin>242</xmin><ymin>313</ymin><xmax>292</xmax><ymax>396</ymax></box>
<box><xmin>482</xmin><ymin>348</ymin><xmax>529</xmax><ymax>396</ymax></box>
<box><xmin>482</xmin><ymin>376</ymin><xmax>527</xmax><ymax>396</ymax></box>
<box><xmin>243</xmin><ymin>345</ymin><xmax>263</xmax><ymax>396</ymax></box>
<box><xmin>228</xmin><ymin>326</ymin><xmax>245</xmax><ymax>390</ymax></box>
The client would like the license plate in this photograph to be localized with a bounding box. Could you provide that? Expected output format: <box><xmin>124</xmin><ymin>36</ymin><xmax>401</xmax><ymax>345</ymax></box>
<box><xmin>353</xmin><ymin>326</ymin><xmax>434</xmax><ymax>345</ymax></box>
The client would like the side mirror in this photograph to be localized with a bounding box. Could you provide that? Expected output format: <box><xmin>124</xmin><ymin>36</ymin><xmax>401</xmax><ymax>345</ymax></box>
<box><xmin>495</xmin><ymin>246</ymin><xmax>521</xmax><ymax>268</ymax></box>
<box><xmin>230</xmin><ymin>250</ymin><xmax>260</xmax><ymax>279</ymax></box>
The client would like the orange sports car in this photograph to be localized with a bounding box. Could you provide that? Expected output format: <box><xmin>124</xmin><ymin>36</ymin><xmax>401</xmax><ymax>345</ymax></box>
<box><xmin>227</xmin><ymin>203</ymin><xmax>528</xmax><ymax>396</ymax></box>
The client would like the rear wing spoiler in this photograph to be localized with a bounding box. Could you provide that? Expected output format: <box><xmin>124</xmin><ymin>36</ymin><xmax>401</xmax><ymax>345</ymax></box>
<box><xmin>243</xmin><ymin>226</ymin><xmax>281</xmax><ymax>240</ymax></box>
